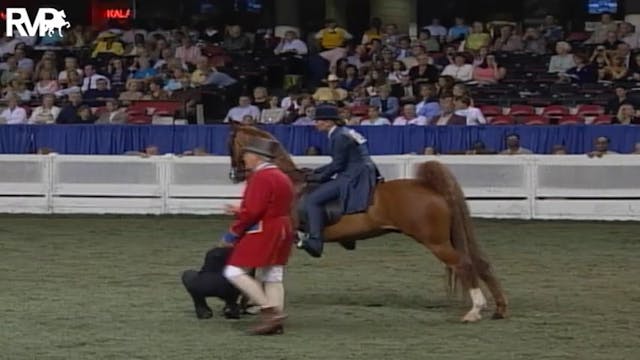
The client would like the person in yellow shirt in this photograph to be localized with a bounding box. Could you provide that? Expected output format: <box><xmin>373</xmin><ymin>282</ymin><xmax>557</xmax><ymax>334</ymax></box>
<box><xmin>190</xmin><ymin>57</ymin><xmax>211</xmax><ymax>87</ymax></box>
<box><xmin>465</xmin><ymin>22</ymin><xmax>491</xmax><ymax>52</ymax></box>
<box><xmin>315</xmin><ymin>19</ymin><xmax>353</xmax><ymax>69</ymax></box>
<box><xmin>91</xmin><ymin>32</ymin><xmax>125</xmax><ymax>58</ymax></box>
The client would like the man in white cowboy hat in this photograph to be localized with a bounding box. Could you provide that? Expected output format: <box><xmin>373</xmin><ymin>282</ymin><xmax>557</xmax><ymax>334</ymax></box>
<box><xmin>312</xmin><ymin>74</ymin><xmax>348</xmax><ymax>103</ymax></box>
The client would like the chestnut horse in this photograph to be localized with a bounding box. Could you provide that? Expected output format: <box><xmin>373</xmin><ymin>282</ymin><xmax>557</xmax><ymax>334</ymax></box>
<box><xmin>227</xmin><ymin>124</ymin><xmax>508</xmax><ymax>322</ymax></box>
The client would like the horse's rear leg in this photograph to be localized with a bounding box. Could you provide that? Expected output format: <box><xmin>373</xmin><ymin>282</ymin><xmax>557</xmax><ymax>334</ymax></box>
<box><xmin>477</xmin><ymin>268</ymin><xmax>508</xmax><ymax>319</ymax></box>
<box><xmin>414</xmin><ymin>230</ymin><xmax>487</xmax><ymax>323</ymax></box>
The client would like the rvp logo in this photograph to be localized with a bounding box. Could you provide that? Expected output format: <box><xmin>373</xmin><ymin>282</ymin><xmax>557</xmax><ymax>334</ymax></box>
<box><xmin>5</xmin><ymin>8</ymin><xmax>70</xmax><ymax>37</ymax></box>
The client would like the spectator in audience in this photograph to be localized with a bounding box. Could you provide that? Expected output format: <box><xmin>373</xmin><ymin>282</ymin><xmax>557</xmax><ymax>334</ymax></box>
<box><xmin>388</xmin><ymin>60</ymin><xmax>408</xmax><ymax>84</ymax></box>
<box><xmin>454</xmin><ymin>96</ymin><xmax>486</xmax><ymax>125</ymax></box>
<box><xmin>435</xmin><ymin>45</ymin><xmax>457</xmax><ymax>69</ymax></box>
<box><xmin>164</xmin><ymin>68</ymin><xmax>190</xmax><ymax>93</ymax></box>
<box><xmin>618</xmin><ymin>22</ymin><xmax>640</xmax><ymax>49</ymax></box>
<box><xmin>431</xmin><ymin>94</ymin><xmax>466</xmax><ymax>125</ymax></box>
<box><xmin>3</xmin><ymin>79</ymin><xmax>32</xmax><ymax>103</ymax></box>
<box><xmin>615</xmin><ymin>43</ymin><xmax>632</xmax><ymax>68</ymax></box>
<box><xmin>602</xmin><ymin>31</ymin><xmax>624</xmax><ymax>50</ymax></box>
<box><xmin>473</xmin><ymin>53</ymin><xmax>506</xmax><ymax>84</ymax></box>
<box><xmin>107</xmin><ymin>58</ymin><xmax>128</xmax><ymax>91</ymax></box>
<box><xmin>57</xmin><ymin>92</ymin><xmax>84</xmax><ymax>124</ymax></box>
<box><xmin>392</xmin><ymin>73</ymin><xmax>417</xmax><ymax>104</ymax></box>
<box><xmin>552</xmin><ymin>145</ymin><xmax>567</xmax><ymax>155</ymax></box>
<box><xmin>76</xmin><ymin>105</ymin><xmax>97</xmax><ymax>124</ymax></box>
<box><xmin>14</xmin><ymin>47</ymin><xmax>34</xmax><ymax>73</ymax></box>
<box><xmin>585</xmin><ymin>13</ymin><xmax>618</xmax><ymax>45</ymax></box>
<box><xmin>361</xmin><ymin>106</ymin><xmax>391</xmax><ymax>125</ymax></box>
<box><xmin>58</xmin><ymin>57</ymin><xmax>83</xmax><ymax>86</ymax></box>
<box><xmin>588</xmin><ymin>136</ymin><xmax>618</xmax><ymax>157</ymax></box>
<box><xmin>34</xmin><ymin>70</ymin><xmax>59</xmax><ymax>96</ymax></box>
<box><xmin>55</xmin><ymin>70</ymin><xmax>82</xmax><ymax>98</ymax></box>
<box><xmin>0</xmin><ymin>56</ymin><xmax>18</xmax><ymax>86</ymax></box>
<box><xmin>415</xmin><ymin>84</ymin><xmax>440</xmax><ymax>119</ymax></box>
<box><xmin>465</xmin><ymin>22</ymin><xmax>491</xmax><ymax>51</ymax></box>
<box><xmin>548</xmin><ymin>42</ymin><xmax>576</xmax><ymax>74</ymax></box>
<box><xmin>402</xmin><ymin>44</ymin><xmax>426</xmax><ymax>69</ymax></box>
<box><xmin>522</xmin><ymin>27</ymin><xmax>547</xmax><ymax>55</ymax></box>
<box><xmin>33</xmin><ymin>55</ymin><xmax>58</xmax><ymax>83</ymax></box>
<box><xmin>500</xmin><ymin>134</ymin><xmax>533</xmax><ymax>155</ymax></box>
<box><xmin>613</xmin><ymin>104</ymin><xmax>639</xmax><ymax>124</ymax></box>
<box><xmin>416</xmin><ymin>30</ymin><xmax>440</xmax><ymax>52</ymax></box>
<box><xmin>382</xmin><ymin>24</ymin><xmax>401</xmax><ymax>49</ymax></box>
<box><xmin>292</xmin><ymin>106</ymin><xmax>316</xmax><ymax>126</ymax></box>
<box><xmin>539</xmin><ymin>15</ymin><xmax>564</xmax><ymax>45</ymax></box>
<box><xmin>607</xmin><ymin>85</ymin><xmax>634</xmax><ymax>114</ymax></box>
<box><xmin>91</xmin><ymin>32</ymin><xmax>125</xmax><ymax>58</ymax></box>
<box><xmin>340</xmin><ymin>65</ymin><xmax>362</xmax><ymax>92</ymax></box>
<box><xmin>119</xmin><ymin>80</ymin><xmax>144</xmax><ymax>104</ymax></box>
<box><xmin>85</xmin><ymin>79</ymin><xmax>117</xmax><ymax>107</ymax></box>
<box><xmin>559</xmin><ymin>53</ymin><xmax>597</xmax><ymax>84</ymax></box>
<box><xmin>448</xmin><ymin>17</ymin><xmax>471</xmax><ymax>43</ymax></box>
<box><xmin>436</xmin><ymin>75</ymin><xmax>455</xmax><ymax>96</ymax></box>
<box><xmin>369</xmin><ymin>85</ymin><xmax>399</xmax><ymax>119</ymax></box>
<box><xmin>602</xmin><ymin>55</ymin><xmax>629</xmax><ymax>81</ymax></box>
<box><xmin>312</xmin><ymin>74</ymin><xmax>348</xmax><ymax>103</ymax></box>
<box><xmin>274</xmin><ymin>30</ymin><xmax>308</xmax><ymax>57</ymax></box>
<box><xmin>252</xmin><ymin>87</ymin><xmax>270</xmax><ymax>110</ymax></box>
<box><xmin>66</xmin><ymin>25</ymin><xmax>89</xmax><ymax>48</ymax></box>
<box><xmin>142</xmin><ymin>78</ymin><xmax>169</xmax><ymax>100</ymax></box>
<box><xmin>315</xmin><ymin>19</ymin><xmax>353</xmax><ymax>68</ymax></box>
<box><xmin>131</xmin><ymin>57</ymin><xmax>158</xmax><ymax>80</ymax></box>
<box><xmin>408</xmin><ymin>54</ymin><xmax>439</xmax><ymax>83</ymax></box>
<box><xmin>466</xmin><ymin>140</ymin><xmax>497</xmax><ymax>155</ymax></box>
<box><xmin>395</xmin><ymin>36</ymin><xmax>413</xmax><ymax>60</ymax></box>
<box><xmin>260</xmin><ymin>96</ymin><xmax>286</xmax><ymax>124</ymax></box>
<box><xmin>175</xmin><ymin>36</ymin><xmax>202</xmax><ymax>67</ymax></box>
<box><xmin>630</xmin><ymin>53</ymin><xmax>640</xmax><ymax>80</ymax></box>
<box><xmin>472</xmin><ymin>46</ymin><xmax>489</xmax><ymax>67</ymax></box>
<box><xmin>305</xmin><ymin>146</ymin><xmax>321</xmax><ymax>155</ymax></box>
<box><xmin>29</xmin><ymin>94</ymin><xmax>60</xmax><ymax>124</ymax></box>
<box><xmin>362</xmin><ymin>18</ymin><xmax>383</xmax><ymax>45</ymax></box>
<box><xmin>424</xmin><ymin>18</ymin><xmax>448</xmax><ymax>41</ymax></box>
<box><xmin>225</xmin><ymin>96</ymin><xmax>260</xmax><ymax>123</ymax></box>
<box><xmin>393</xmin><ymin>104</ymin><xmax>427</xmax><ymax>125</ymax></box>
<box><xmin>190</xmin><ymin>57</ymin><xmax>211</xmax><ymax>87</ymax></box>
<box><xmin>493</xmin><ymin>25</ymin><xmax>523</xmax><ymax>52</ymax></box>
<box><xmin>81</xmin><ymin>64</ymin><xmax>110</xmax><ymax>92</ymax></box>
<box><xmin>223</xmin><ymin>25</ymin><xmax>253</xmax><ymax>56</ymax></box>
<box><xmin>442</xmin><ymin>53</ymin><xmax>473</xmax><ymax>82</ymax></box>
<box><xmin>0</xmin><ymin>95</ymin><xmax>27</xmax><ymax>124</ymax></box>
<box><xmin>96</xmin><ymin>99</ymin><xmax>127</xmax><ymax>124</ymax></box>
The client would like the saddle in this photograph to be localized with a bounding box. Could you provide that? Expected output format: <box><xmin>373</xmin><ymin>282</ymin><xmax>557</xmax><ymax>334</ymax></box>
<box><xmin>296</xmin><ymin>169</ymin><xmax>385</xmax><ymax>234</ymax></box>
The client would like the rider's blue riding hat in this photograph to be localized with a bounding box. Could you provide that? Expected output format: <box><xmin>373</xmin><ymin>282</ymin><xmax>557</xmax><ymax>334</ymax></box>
<box><xmin>314</xmin><ymin>105</ymin><xmax>342</xmax><ymax>122</ymax></box>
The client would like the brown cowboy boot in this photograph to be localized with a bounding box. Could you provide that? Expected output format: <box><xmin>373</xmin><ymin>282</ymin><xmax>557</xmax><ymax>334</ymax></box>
<box><xmin>249</xmin><ymin>307</ymin><xmax>286</xmax><ymax>335</ymax></box>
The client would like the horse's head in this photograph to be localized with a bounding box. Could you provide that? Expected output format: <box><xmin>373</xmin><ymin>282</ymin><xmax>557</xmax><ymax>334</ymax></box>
<box><xmin>227</xmin><ymin>122</ymin><xmax>305</xmax><ymax>184</ymax></box>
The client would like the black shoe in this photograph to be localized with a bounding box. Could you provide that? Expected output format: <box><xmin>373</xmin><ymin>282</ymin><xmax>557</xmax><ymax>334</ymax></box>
<box><xmin>300</xmin><ymin>238</ymin><xmax>323</xmax><ymax>258</ymax></box>
<box><xmin>195</xmin><ymin>303</ymin><xmax>213</xmax><ymax>319</ymax></box>
<box><xmin>223</xmin><ymin>304</ymin><xmax>241</xmax><ymax>319</ymax></box>
<box><xmin>338</xmin><ymin>240</ymin><xmax>356</xmax><ymax>250</ymax></box>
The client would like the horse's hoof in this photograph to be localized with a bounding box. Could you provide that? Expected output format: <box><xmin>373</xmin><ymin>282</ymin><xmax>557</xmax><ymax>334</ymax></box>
<box><xmin>461</xmin><ymin>312</ymin><xmax>482</xmax><ymax>323</ymax></box>
<box><xmin>492</xmin><ymin>312</ymin><xmax>506</xmax><ymax>320</ymax></box>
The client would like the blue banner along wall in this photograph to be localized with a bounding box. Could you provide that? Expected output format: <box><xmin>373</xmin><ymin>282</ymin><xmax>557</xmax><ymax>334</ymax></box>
<box><xmin>1</xmin><ymin>125</ymin><xmax>639</xmax><ymax>155</ymax></box>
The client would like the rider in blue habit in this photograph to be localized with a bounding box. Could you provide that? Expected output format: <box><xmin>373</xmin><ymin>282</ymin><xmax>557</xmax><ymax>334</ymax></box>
<box><xmin>300</xmin><ymin>105</ymin><xmax>379</xmax><ymax>258</ymax></box>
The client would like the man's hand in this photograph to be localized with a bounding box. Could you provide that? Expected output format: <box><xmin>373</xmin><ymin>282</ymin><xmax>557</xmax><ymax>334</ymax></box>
<box><xmin>220</xmin><ymin>231</ymin><xmax>238</xmax><ymax>247</ymax></box>
<box><xmin>224</xmin><ymin>204</ymin><xmax>241</xmax><ymax>215</ymax></box>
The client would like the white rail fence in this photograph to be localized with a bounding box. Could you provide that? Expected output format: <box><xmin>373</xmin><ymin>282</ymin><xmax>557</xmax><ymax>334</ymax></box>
<box><xmin>1</xmin><ymin>155</ymin><xmax>639</xmax><ymax>220</ymax></box>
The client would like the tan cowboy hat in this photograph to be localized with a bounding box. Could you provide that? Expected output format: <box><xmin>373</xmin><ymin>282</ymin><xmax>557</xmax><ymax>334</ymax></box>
<box><xmin>325</xmin><ymin>74</ymin><xmax>340</xmax><ymax>82</ymax></box>
<box><xmin>242</xmin><ymin>137</ymin><xmax>278</xmax><ymax>159</ymax></box>
<box><xmin>97</xmin><ymin>31</ymin><xmax>118</xmax><ymax>40</ymax></box>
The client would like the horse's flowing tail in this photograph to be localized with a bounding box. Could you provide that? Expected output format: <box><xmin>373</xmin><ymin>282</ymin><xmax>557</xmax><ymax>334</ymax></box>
<box><xmin>415</xmin><ymin>161</ymin><xmax>492</xmax><ymax>295</ymax></box>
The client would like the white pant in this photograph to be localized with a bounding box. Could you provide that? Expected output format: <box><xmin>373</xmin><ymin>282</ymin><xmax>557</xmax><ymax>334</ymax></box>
<box><xmin>224</xmin><ymin>265</ymin><xmax>284</xmax><ymax>283</ymax></box>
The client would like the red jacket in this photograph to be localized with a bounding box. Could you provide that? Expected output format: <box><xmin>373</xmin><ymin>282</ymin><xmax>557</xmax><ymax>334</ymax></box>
<box><xmin>227</xmin><ymin>164</ymin><xmax>295</xmax><ymax>267</ymax></box>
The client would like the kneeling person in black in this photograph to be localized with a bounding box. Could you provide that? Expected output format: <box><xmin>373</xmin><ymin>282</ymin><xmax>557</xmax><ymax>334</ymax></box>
<box><xmin>181</xmin><ymin>247</ymin><xmax>241</xmax><ymax>319</ymax></box>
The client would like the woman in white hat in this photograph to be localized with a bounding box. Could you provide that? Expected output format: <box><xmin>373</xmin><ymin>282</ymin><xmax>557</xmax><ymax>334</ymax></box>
<box><xmin>311</xmin><ymin>74</ymin><xmax>348</xmax><ymax>104</ymax></box>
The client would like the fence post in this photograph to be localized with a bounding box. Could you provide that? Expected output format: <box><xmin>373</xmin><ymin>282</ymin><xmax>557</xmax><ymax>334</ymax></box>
<box><xmin>46</xmin><ymin>153</ymin><xmax>55</xmax><ymax>214</ymax></box>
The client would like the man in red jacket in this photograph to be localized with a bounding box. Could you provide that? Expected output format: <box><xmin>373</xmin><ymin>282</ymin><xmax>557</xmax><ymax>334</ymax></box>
<box><xmin>222</xmin><ymin>137</ymin><xmax>294</xmax><ymax>335</ymax></box>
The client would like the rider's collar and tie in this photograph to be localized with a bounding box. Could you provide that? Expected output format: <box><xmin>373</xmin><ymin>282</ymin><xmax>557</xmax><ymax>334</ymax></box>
<box><xmin>328</xmin><ymin>125</ymin><xmax>338</xmax><ymax>139</ymax></box>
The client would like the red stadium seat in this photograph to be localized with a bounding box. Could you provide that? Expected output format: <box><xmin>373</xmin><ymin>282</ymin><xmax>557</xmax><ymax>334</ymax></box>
<box><xmin>490</xmin><ymin>115</ymin><xmax>514</xmax><ymax>125</ymax></box>
<box><xmin>542</xmin><ymin>105</ymin><xmax>569</xmax><ymax>117</ymax></box>
<box><xmin>509</xmin><ymin>105</ymin><xmax>535</xmax><ymax>116</ymax></box>
<box><xmin>576</xmin><ymin>104</ymin><xmax>605</xmax><ymax>117</ymax></box>
<box><xmin>592</xmin><ymin>114</ymin><xmax>614</xmax><ymax>125</ymax></box>
<box><xmin>523</xmin><ymin>115</ymin><xmax>549</xmax><ymax>125</ymax></box>
<box><xmin>558</xmin><ymin>115</ymin><xmax>585</xmax><ymax>125</ymax></box>
<box><xmin>480</xmin><ymin>105</ymin><xmax>503</xmax><ymax>117</ymax></box>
